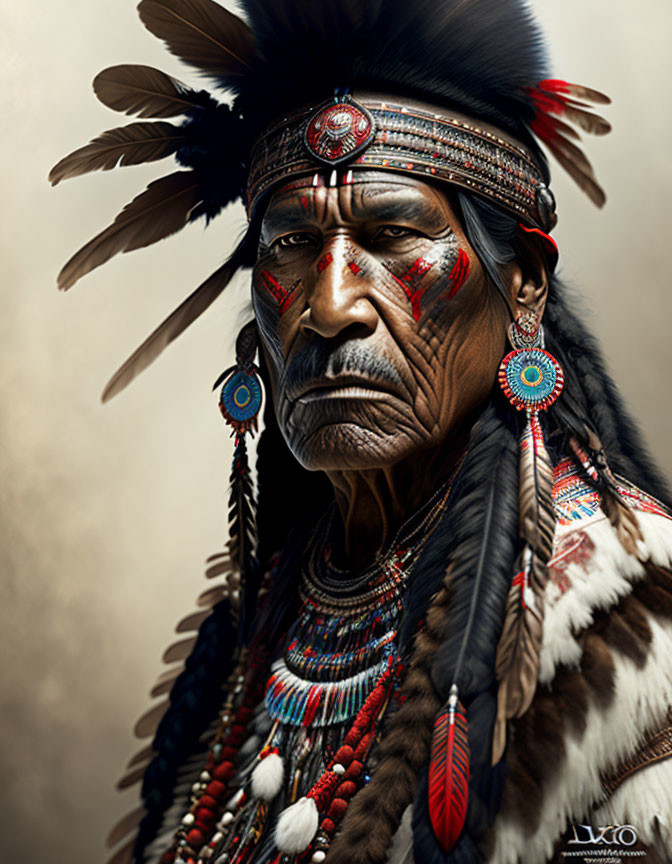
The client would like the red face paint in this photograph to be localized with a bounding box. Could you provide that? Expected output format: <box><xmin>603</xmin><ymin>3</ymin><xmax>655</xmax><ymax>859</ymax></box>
<box><xmin>394</xmin><ymin>256</ymin><xmax>435</xmax><ymax>320</ymax></box>
<box><xmin>348</xmin><ymin>261</ymin><xmax>363</xmax><ymax>276</ymax></box>
<box><xmin>317</xmin><ymin>252</ymin><xmax>333</xmax><ymax>273</ymax></box>
<box><xmin>258</xmin><ymin>270</ymin><xmax>299</xmax><ymax>317</ymax></box>
<box><xmin>446</xmin><ymin>249</ymin><xmax>471</xmax><ymax>299</ymax></box>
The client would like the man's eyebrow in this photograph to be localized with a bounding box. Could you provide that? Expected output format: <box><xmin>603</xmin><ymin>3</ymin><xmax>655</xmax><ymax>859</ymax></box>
<box><xmin>352</xmin><ymin>190</ymin><xmax>447</xmax><ymax>226</ymax></box>
<box><xmin>263</xmin><ymin>199</ymin><xmax>317</xmax><ymax>231</ymax></box>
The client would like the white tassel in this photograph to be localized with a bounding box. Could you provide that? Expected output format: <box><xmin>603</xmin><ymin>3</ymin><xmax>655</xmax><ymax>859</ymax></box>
<box><xmin>275</xmin><ymin>796</ymin><xmax>319</xmax><ymax>854</ymax></box>
<box><xmin>251</xmin><ymin>751</ymin><xmax>284</xmax><ymax>801</ymax></box>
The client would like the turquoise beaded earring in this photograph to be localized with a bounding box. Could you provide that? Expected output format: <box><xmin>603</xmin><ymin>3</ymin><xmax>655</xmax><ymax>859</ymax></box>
<box><xmin>214</xmin><ymin>321</ymin><xmax>263</xmax><ymax>588</ymax></box>
<box><xmin>492</xmin><ymin>311</ymin><xmax>563</xmax><ymax>762</ymax></box>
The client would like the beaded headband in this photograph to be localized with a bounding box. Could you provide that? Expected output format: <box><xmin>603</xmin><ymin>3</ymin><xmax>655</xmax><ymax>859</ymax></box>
<box><xmin>246</xmin><ymin>97</ymin><xmax>556</xmax><ymax>231</ymax></box>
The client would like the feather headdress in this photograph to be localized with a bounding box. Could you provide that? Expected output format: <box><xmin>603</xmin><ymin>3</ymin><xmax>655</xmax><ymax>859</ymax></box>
<box><xmin>51</xmin><ymin>0</ymin><xmax>611</xmax><ymax>399</ymax></box>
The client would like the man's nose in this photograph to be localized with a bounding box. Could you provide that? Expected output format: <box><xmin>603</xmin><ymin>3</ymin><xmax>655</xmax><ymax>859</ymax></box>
<box><xmin>299</xmin><ymin>236</ymin><xmax>378</xmax><ymax>340</ymax></box>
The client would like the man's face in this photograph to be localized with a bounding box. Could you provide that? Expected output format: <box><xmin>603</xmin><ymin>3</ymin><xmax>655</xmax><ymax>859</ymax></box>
<box><xmin>252</xmin><ymin>172</ymin><xmax>509</xmax><ymax>471</ymax></box>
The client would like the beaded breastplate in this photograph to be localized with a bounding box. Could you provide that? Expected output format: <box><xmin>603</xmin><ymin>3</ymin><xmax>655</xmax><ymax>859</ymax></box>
<box><xmin>162</xmin><ymin>483</ymin><xmax>453</xmax><ymax>864</ymax></box>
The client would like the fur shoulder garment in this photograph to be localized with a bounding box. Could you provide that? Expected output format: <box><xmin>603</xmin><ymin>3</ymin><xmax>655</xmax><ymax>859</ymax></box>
<box><xmin>483</xmin><ymin>459</ymin><xmax>672</xmax><ymax>864</ymax></box>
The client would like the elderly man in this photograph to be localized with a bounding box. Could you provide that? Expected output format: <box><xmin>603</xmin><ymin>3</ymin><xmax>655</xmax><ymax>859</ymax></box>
<box><xmin>51</xmin><ymin>0</ymin><xmax>672</xmax><ymax>862</ymax></box>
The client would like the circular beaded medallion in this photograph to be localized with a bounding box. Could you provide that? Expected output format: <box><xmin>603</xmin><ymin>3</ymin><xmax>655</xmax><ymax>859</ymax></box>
<box><xmin>219</xmin><ymin>370</ymin><xmax>262</xmax><ymax>429</ymax></box>
<box><xmin>498</xmin><ymin>348</ymin><xmax>564</xmax><ymax>411</ymax></box>
<box><xmin>304</xmin><ymin>100</ymin><xmax>376</xmax><ymax>165</ymax></box>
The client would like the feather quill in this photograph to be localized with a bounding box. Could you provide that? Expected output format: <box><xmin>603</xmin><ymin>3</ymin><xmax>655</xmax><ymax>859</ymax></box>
<box><xmin>93</xmin><ymin>64</ymin><xmax>202</xmax><ymax>117</ymax></box>
<box><xmin>101</xmin><ymin>235</ymin><xmax>249</xmax><ymax>401</ymax></box>
<box><xmin>492</xmin><ymin>412</ymin><xmax>555</xmax><ymax>762</ymax></box>
<box><xmin>138</xmin><ymin>0</ymin><xmax>256</xmax><ymax>77</ymax></box>
<box><xmin>49</xmin><ymin>121</ymin><xmax>183</xmax><ymax>185</ymax></box>
<box><xmin>428</xmin><ymin>685</ymin><xmax>470</xmax><ymax>852</ymax></box>
<box><xmin>58</xmin><ymin>171</ymin><xmax>200</xmax><ymax>291</ymax></box>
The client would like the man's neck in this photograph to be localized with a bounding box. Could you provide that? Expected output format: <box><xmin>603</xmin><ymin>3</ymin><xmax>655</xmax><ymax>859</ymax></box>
<box><xmin>324</xmin><ymin>433</ymin><xmax>466</xmax><ymax>569</ymax></box>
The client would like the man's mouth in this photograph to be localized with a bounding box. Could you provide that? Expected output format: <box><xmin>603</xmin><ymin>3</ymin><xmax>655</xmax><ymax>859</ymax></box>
<box><xmin>293</xmin><ymin>375</ymin><xmax>398</xmax><ymax>404</ymax></box>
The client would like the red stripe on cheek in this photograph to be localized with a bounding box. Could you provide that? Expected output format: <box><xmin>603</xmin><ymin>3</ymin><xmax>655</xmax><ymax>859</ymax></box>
<box><xmin>317</xmin><ymin>252</ymin><xmax>333</xmax><ymax>273</ymax></box>
<box><xmin>258</xmin><ymin>270</ymin><xmax>299</xmax><ymax>317</ymax></box>
<box><xmin>447</xmin><ymin>249</ymin><xmax>471</xmax><ymax>299</ymax></box>
<box><xmin>396</xmin><ymin>256</ymin><xmax>435</xmax><ymax>321</ymax></box>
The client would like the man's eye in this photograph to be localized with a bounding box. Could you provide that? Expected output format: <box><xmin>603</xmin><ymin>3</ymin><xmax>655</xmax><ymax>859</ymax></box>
<box><xmin>275</xmin><ymin>233</ymin><xmax>316</xmax><ymax>248</ymax></box>
<box><xmin>377</xmin><ymin>226</ymin><xmax>415</xmax><ymax>240</ymax></box>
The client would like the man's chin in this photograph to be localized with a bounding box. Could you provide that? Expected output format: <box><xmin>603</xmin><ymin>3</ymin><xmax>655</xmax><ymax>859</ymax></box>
<box><xmin>285</xmin><ymin>420</ymin><xmax>414</xmax><ymax>472</ymax></box>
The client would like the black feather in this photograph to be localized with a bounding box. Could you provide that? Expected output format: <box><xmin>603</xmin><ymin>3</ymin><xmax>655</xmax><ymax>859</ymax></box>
<box><xmin>401</xmin><ymin>399</ymin><xmax>519</xmax><ymax>859</ymax></box>
<box><xmin>234</xmin><ymin>0</ymin><xmax>549</xmax><ymax>150</ymax></box>
<box><xmin>177</xmin><ymin>104</ymin><xmax>249</xmax><ymax>221</ymax></box>
<box><xmin>133</xmin><ymin>599</ymin><xmax>237</xmax><ymax>861</ymax></box>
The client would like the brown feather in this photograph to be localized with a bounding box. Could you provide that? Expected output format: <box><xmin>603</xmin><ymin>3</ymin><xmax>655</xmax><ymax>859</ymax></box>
<box><xmin>492</xmin><ymin>554</ymin><xmax>544</xmax><ymax>762</ymax></box>
<box><xmin>542</xmin><ymin>114</ymin><xmax>582</xmax><ymax>142</ymax></box>
<box><xmin>544</xmin><ymin>132</ymin><xmax>595</xmax><ymax>178</ymax></box>
<box><xmin>162</xmin><ymin>636</ymin><xmax>197</xmax><ymax>663</ymax></box>
<box><xmin>138</xmin><ymin>0</ymin><xmax>256</xmax><ymax>76</ymax></box>
<box><xmin>126</xmin><ymin>743</ymin><xmax>155</xmax><ymax>768</ymax></box>
<box><xmin>58</xmin><ymin>171</ymin><xmax>200</xmax><ymax>291</ymax></box>
<box><xmin>569</xmin><ymin>434</ymin><xmax>644</xmax><ymax>555</ymax></box>
<box><xmin>150</xmin><ymin>672</ymin><xmax>180</xmax><ymax>697</ymax></box>
<box><xmin>101</xmin><ymin>236</ymin><xmax>248</xmax><ymax>401</ymax></box>
<box><xmin>561</xmin><ymin>103</ymin><xmax>611</xmax><ymax>136</ymax></box>
<box><xmin>205</xmin><ymin>557</ymin><xmax>232</xmax><ymax>579</ymax></box>
<box><xmin>176</xmin><ymin>608</ymin><xmax>210</xmax><ymax>632</ymax></box>
<box><xmin>544</xmin><ymin>138</ymin><xmax>606</xmax><ymax>208</ymax></box>
<box><xmin>557</xmin><ymin>82</ymin><xmax>611</xmax><ymax>106</ymax></box>
<box><xmin>105</xmin><ymin>838</ymin><xmax>135</xmax><ymax>864</ymax></box>
<box><xmin>116</xmin><ymin>764</ymin><xmax>146</xmax><ymax>790</ymax></box>
<box><xmin>134</xmin><ymin>699</ymin><xmax>170</xmax><ymax>739</ymax></box>
<box><xmin>493</xmin><ymin>414</ymin><xmax>556</xmax><ymax>760</ymax></box>
<box><xmin>196</xmin><ymin>584</ymin><xmax>228</xmax><ymax>608</ymax></box>
<box><xmin>94</xmin><ymin>64</ymin><xmax>196</xmax><ymax>118</ymax></box>
<box><xmin>518</xmin><ymin>414</ymin><xmax>556</xmax><ymax>564</ymax></box>
<box><xmin>106</xmin><ymin>805</ymin><xmax>147</xmax><ymax>848</ymax></box>
<box><xmin>49</xmin><ymin>122</ymin><xmax>183</xmax><ymax>186</ymax></box>
<box><xmin>206</xmin><ymin>550</ymin><xmax>228</xmax><ymax>563</ymax></box>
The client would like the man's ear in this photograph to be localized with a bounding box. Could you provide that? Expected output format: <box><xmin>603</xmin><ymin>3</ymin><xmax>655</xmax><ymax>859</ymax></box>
<box><xmin>500</xmin><ymin>229</ymin><xmax>551</xmax><ymax>320</ymax></box>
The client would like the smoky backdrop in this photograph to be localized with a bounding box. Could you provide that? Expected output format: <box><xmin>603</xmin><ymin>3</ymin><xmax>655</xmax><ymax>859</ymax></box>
<box><xmin>1</xmin><ymin>1</ymin><xmax>670</xmax><ymax>861</ymax></box>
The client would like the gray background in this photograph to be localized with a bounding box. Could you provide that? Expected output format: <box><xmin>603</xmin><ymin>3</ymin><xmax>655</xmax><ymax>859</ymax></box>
<box><xmin>2</xmin><ymin>1</ymin><xmax>670</xmax><ymax>861</ymax></box>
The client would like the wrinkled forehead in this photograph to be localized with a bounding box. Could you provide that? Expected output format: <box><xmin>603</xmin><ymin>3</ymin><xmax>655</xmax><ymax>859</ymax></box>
<box><xmin>261</xmin><ymin>170</ymin><xmax>460</xmax><ymax>234</ymax></box>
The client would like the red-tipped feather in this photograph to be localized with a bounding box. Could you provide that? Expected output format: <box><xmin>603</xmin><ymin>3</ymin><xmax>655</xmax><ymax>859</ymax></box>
<box><xmin>428</xmin><ymin>685</ymin><xmax>470</xmax><ymax>852</ymax></box>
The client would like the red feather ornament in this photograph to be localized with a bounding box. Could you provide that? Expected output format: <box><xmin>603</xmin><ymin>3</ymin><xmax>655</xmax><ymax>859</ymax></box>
<box><xmin>428</xmin><ymin>684</ymin><xmax>470</xmax><ymax>852</ymax></box>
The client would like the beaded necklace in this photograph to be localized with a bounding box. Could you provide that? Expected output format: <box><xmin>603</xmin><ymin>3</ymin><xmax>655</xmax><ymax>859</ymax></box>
<box><xmin>162</xmin><ymin>476</ymin><xmax>456</xmax><ymax>864</ymax></box>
